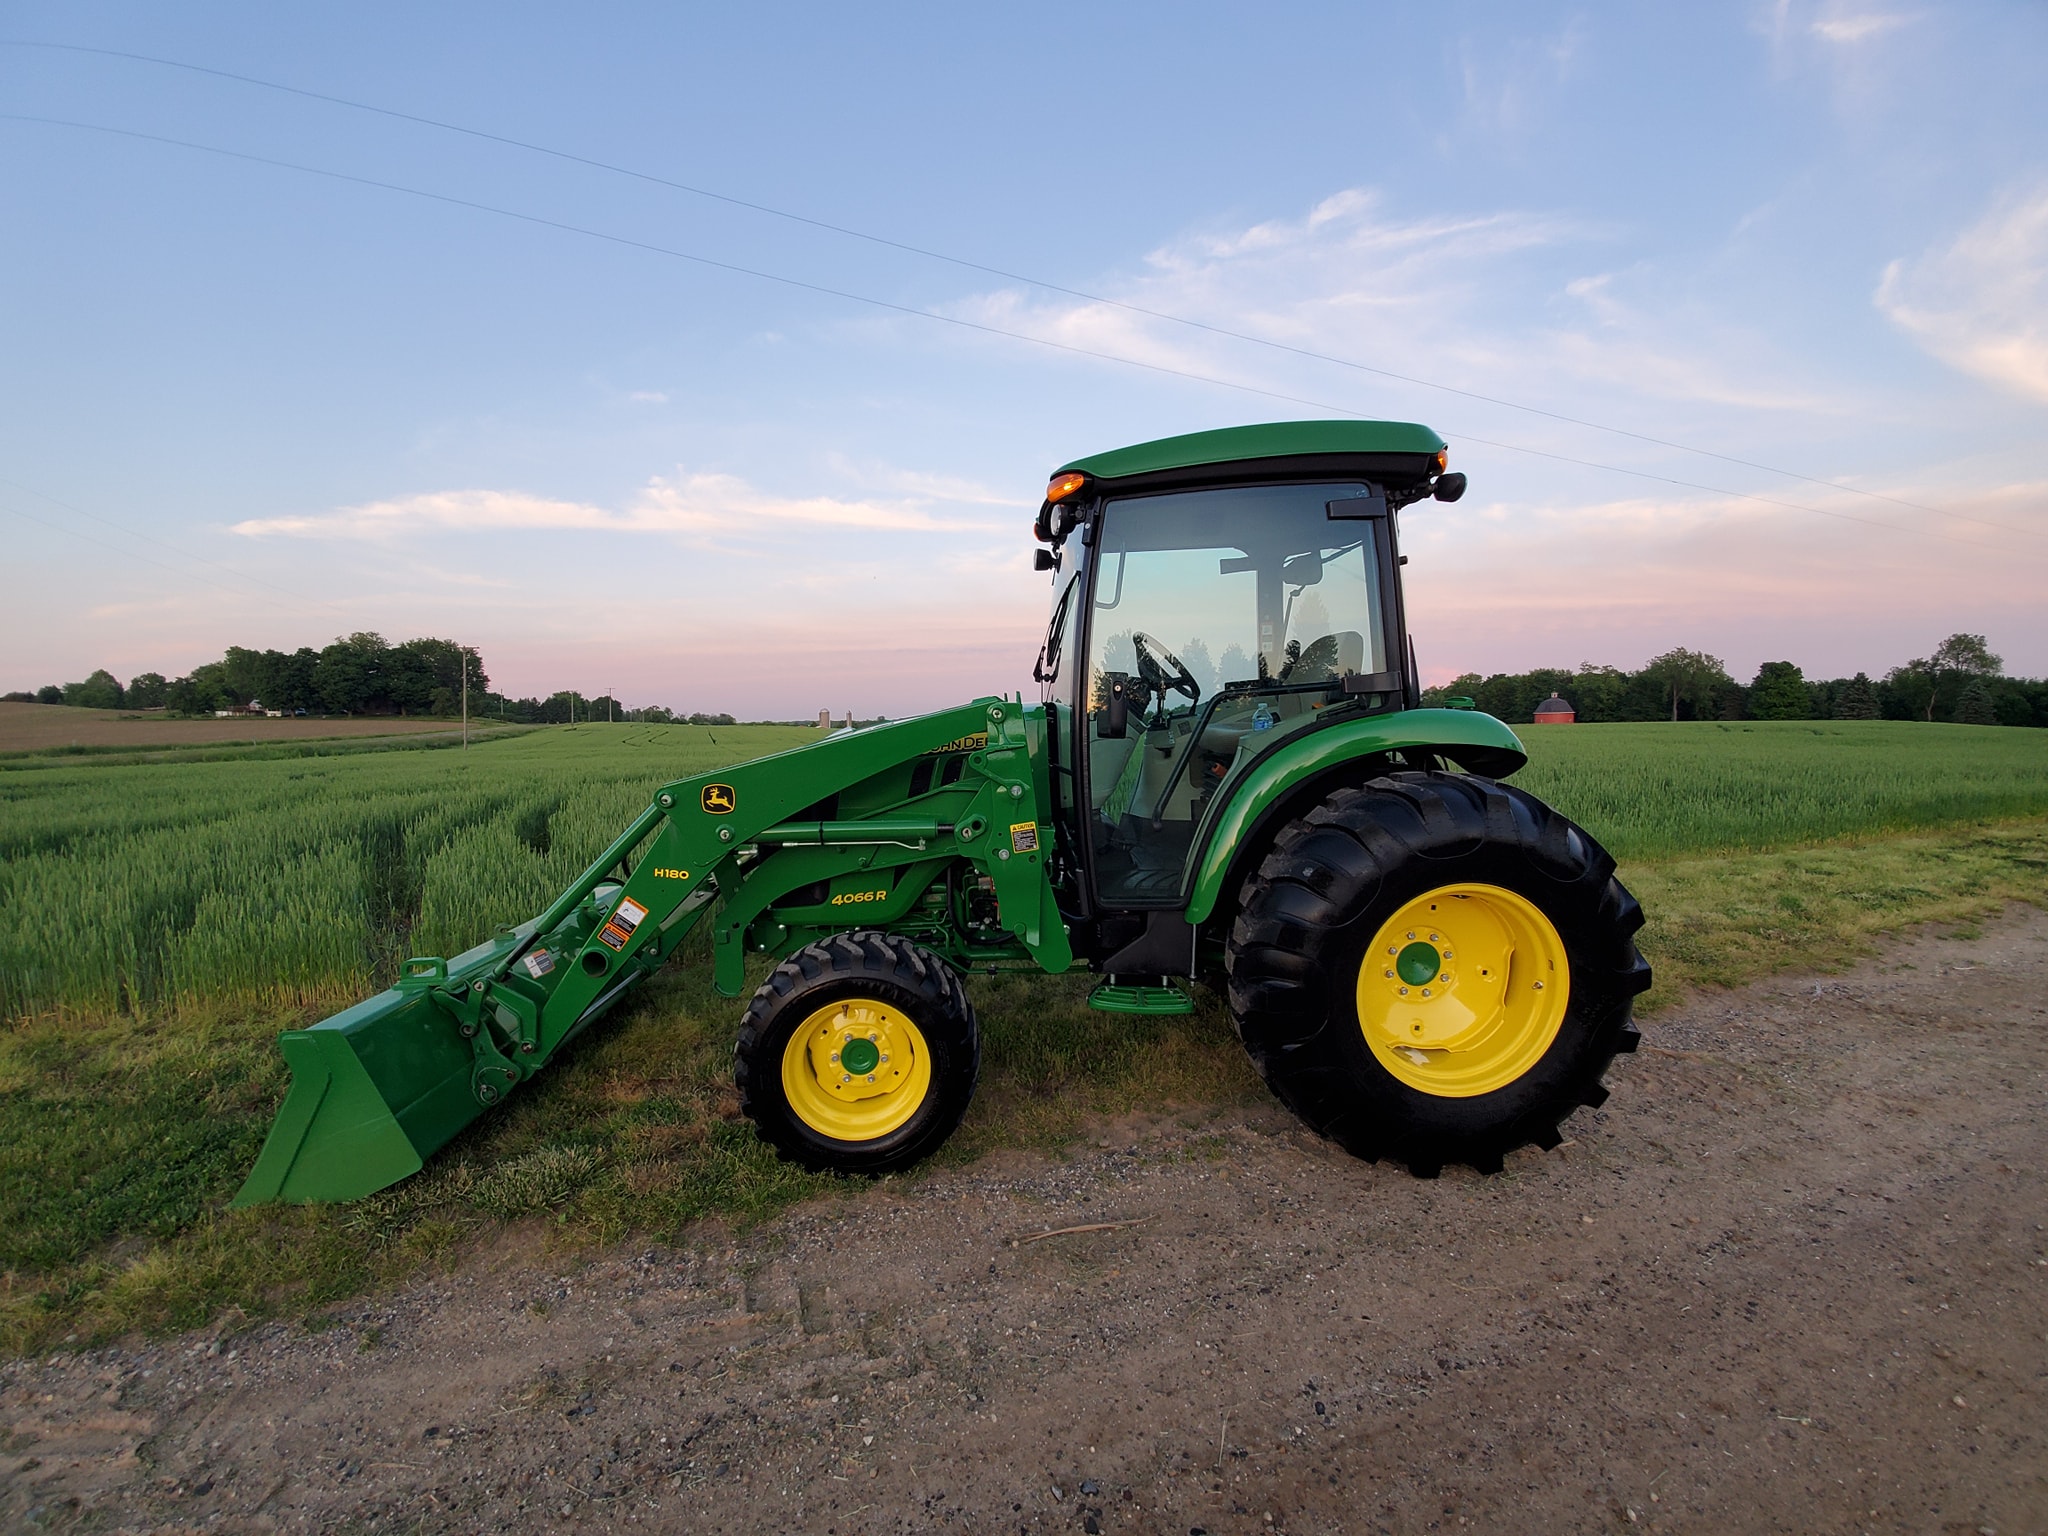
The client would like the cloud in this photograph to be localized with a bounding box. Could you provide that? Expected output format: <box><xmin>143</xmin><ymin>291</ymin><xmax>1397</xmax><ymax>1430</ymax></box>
<box><xmin>944</xmin><ymin>186</ymin><xmax>1849</xmax><ymax>429</ymax></box>
<box><xmin>230</xmin><ymin>471</ymin><xmax>1004</xmax><ymax>542</ymax></box>
<box><xmin>1810</xmin><ymin>9</ymin><xmax>1911</xmax><ymax>43</ymax></box>
<box><xmin>947</xmin><ymin>188</ymin><xmax>1586</xmax><ymax>389</ymax></box>
<box><xmin>626</xmin><ymin>390</ymin><xmax>669</xmax><ymax>404</ymax></box>
<box><xmin>1877</xmin><ymin>187</ymin><xmax>2048</xmax><ymax>405</ymax></box>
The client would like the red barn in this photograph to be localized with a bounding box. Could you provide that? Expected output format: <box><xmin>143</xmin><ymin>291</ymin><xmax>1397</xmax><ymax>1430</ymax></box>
<box><xmin>1533</xmin><ymin>694</ymin><xmax>1576</xmax><ymax>724</ymax></box>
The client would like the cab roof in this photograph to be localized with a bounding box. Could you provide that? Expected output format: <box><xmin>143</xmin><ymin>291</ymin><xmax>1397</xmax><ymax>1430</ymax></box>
<box><xmin>1057</xmin><ymin>419</ymin><xmax>1446</xmax><ymax>482</ymax></box>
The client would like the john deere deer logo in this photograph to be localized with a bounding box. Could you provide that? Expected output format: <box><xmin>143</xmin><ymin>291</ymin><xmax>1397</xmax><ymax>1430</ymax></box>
<box><xmin>700</xmin><ymin>783</ymin><xmax>737</xmax><ymax>815</ymax></box>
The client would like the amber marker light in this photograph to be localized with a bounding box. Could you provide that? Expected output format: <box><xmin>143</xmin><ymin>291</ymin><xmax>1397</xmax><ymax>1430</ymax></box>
<box><xmin>1045</xmin><ymin>471</ymin><xmax>1089</xmax><ymax>503</ymax></box>
<box><xmin>1433</xmin><ymin>450</ymin><xmax>1449</xmax><ymax>474</ymax></box>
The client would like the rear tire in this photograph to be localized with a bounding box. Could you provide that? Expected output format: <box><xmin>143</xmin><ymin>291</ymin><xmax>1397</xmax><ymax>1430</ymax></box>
<box><xmin>1226</xmin><ymin>772</ymin><xmax>1649</xmax><ymax>1176</ymax></box>
<box><xmin>736</xmin><ymin>931</ymin><xmax>979</xmax><ymax>1175</ymax></box>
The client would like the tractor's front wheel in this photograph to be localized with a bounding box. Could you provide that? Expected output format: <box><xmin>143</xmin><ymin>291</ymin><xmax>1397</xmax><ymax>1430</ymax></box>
<box><xmin>1226</xmin><ymin>772</ymin><xmax>1650</xmax><ymax>1176</ymax></box>
<box><xmin>735</xmin><ymin>931</ymin><xmax>980</xmax><ymax>1175</ymax></box>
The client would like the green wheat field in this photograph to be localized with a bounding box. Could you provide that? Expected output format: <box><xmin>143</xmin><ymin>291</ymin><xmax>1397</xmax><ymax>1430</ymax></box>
<box><xmin>2</xmin><ymin>718</ymin><xmax>2045</xmax><ymax>1350</ymax></box>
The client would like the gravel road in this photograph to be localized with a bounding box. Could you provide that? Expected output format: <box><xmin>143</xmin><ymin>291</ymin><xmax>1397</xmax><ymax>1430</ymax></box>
<box><xmin>5</xmin><ymin>907</ymin><xmax>2046</xmax><ymax>1535</ymax></box>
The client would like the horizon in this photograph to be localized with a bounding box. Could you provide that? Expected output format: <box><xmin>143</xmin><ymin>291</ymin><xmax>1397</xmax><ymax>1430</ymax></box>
<box><xmin>4</xmin><ymin>4</ymin><xmax>2045</xmax><ymax>715</ymax></box>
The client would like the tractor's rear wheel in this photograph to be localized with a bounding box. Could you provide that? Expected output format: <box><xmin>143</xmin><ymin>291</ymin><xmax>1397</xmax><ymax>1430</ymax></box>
<box><xmin>1226</xmin><ymin>772</ymin><xmax>1650</xmax><ymax>1176</ymax></box>
<box><xmin>735</xmin><ymin>931</ymin><xmax>979</xmax><ymax>1175</ymax></box>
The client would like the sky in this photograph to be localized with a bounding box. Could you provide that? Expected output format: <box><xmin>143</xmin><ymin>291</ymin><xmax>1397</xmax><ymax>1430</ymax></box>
<box><xmin>2</xmin><ymin>1</ymin><xmax>2046</xmax><ymax>717</ymax></box>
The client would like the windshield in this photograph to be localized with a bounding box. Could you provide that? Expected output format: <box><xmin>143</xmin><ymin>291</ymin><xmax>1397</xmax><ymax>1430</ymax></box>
<box><xmin>1090</xmin><ymin>481</ymin><xmax>1389</xmax><ymax>703</ymax></box>
<box><xmin>1079</xmin><ymin>481</ymin><xmax>1396</xmax><ymax>908</ymax></box>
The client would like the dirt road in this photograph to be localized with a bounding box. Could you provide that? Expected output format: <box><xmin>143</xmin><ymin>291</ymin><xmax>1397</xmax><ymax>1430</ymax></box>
<box><xmin>5</xmin><ymin>909</ymin><xmax>2046</xmax><ymax>1534</ymax></box>
<box><xmin>0</xmin><ymin>701</ymin><xmax>514</xmax><ymax>754</ymax></box>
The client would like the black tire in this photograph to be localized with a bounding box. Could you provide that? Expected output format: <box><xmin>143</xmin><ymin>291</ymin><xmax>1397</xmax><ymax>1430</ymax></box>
<box><xmin>1226</xmin><ymin>771</ymin><xmax>1650</xmax><ymax>1176</ymax></box>
<box><xmin>735</xmin><ymin>931</ymin><xmax>979</xmax><ymax>1175</ymax></box>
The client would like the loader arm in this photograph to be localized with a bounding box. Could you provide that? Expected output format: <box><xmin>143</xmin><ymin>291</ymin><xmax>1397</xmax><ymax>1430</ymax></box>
<box><xmin>234</xmin><ymin>697</ymin><xmax>1069</xmax><ymax>1205</ymax></box>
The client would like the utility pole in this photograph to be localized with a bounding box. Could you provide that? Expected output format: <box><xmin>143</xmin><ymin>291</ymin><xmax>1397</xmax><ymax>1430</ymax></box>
<box><xmin>461</xmin><ymin>647</ymin><xmax>468</xmax><ymax>750</ymax></box>
<box><xmin>609</xmin><ymin>687</ymin><xmax>615</xmax><ymax>724</ymax></box>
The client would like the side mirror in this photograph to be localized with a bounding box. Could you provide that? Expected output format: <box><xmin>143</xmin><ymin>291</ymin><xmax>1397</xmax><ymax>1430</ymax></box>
<box><xmin>1433</xmin><ymin>472</ymin><xmax>1468</xmax><ymax>503</ymax></box>
<box><xmin>1034</xmin><ymin>548</ymin><xmax>1058</xmax><ymax>572</ymax></box>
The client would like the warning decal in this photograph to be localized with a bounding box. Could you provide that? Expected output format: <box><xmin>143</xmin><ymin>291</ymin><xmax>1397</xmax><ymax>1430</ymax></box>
<box><xmin>1008</xmin><ymin>821</ymin><xmax>1040</xmax><ymax>853</ymax></box>
<box><xmin>596</xmin><ymin>896</ymin><xmax>649</xmax><ymax>952</ymax></box>
<box><xmin>521</xmin><ymin>948</ymin><xmax>556</xmax><ymax>979</ymax></box>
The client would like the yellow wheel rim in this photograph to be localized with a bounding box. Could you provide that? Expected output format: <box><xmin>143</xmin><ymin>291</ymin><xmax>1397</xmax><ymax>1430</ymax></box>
<box><xmin>1355</xmin><ymin>883</ymin><xmax>1569</xmax><ymax>1098</ymax></box>
<box><xmin>781</xmin><ymin>997</ymin><xmax>933</xmax><ymax>1142</ymax></box>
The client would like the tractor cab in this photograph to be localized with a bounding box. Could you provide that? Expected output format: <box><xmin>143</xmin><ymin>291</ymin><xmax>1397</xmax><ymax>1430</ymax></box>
<box><xmin>1031</xmin><ymin>421</ymin><xmax>1467</xmax><ymax>946</ymax></box>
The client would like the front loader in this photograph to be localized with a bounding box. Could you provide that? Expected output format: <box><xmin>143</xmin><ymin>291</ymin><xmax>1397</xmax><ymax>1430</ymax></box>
<box><xmin>235</xmin><ymin>419</ymin><xmax>1650</xmax><ymax>1205</ymax></box>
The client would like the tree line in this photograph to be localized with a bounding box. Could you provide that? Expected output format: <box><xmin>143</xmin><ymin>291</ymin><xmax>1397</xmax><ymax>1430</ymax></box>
<box><xmin>3</xmin><ymin>632</ymin><xmax>742</xmax><ymax>725</ymax></box>
<box><xmin>1422</xmin><ymin>634</ymin><xmax>2047</xmax><ymax>727</ymax></box>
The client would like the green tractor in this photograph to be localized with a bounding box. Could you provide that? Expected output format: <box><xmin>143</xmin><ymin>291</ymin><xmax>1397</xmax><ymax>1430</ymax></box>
<box><xmin>235</xmin><ymin>419</ymin><xmax>1649</xmax><ymax>1205</ymax></box>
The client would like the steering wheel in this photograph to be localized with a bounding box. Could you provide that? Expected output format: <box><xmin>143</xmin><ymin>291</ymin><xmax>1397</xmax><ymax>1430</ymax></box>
<box><xmin>1131</xmin><ymin>631</ymin><xmax>1200</xmax><ymax>723</ymax></box>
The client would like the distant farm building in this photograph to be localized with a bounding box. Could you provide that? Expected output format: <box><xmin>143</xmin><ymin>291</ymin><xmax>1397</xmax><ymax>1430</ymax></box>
<box><xmin>1533</xmin><ymin>694</ymin><xmax>1576</xmax><ymax>724</ymax></box>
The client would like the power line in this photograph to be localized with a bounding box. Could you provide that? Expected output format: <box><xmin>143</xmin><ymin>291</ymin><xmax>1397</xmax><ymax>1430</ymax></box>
<box><xmin>4</xmin><ymin>37</ymin><xmax>2038</xmax><ymax>546</ymax></box>
<box><xmin>0</xmin><ymin>112</ymin><xmax>2032</xmax><ymax>560</ymax></box>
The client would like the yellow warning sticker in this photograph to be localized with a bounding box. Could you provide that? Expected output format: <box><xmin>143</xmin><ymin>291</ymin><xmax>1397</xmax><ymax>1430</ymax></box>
<box><xmin>596</xmin><ymin>895</ymin><xmax>649</xmax><ymax>952</ymax></box>
<box><xmin>1009</xmin><ymin>821</ymin><xmax>1039</xmax><ymax>853</ymax></box>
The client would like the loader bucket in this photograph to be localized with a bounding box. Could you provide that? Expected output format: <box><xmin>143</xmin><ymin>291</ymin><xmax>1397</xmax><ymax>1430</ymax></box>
<box><xmin>231</xmin><ymin>982</ymin><xmax>484</xmax><ymax>1206</ymax></box>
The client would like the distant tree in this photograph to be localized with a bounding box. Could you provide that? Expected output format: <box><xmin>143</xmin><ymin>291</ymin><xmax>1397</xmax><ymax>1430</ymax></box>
<box><xmin>1991</xmin><ymin>679</ymin><xmax>2046</xmax><ymax>727</ymax></box>
<box><xmin>64</xmin><ymin>669</ymin><xmax>125</xmax><ymax>710</ymax></box>
<box><xmin>188</xmin><ymin>661</ymin><xmax>234</xmax><ymax>712</ymax></box>
<box><xmin>270</xmin><ymin>648</ymin><xmax>321</xmax><ymax>712</ymax></box>
<box><xmin>1833</xmin><ymin>673</ymin><xmax>1880</xmax><ymax>719</ymax></box>
<box><xmin>1897</xmin><ymin>633</ymin><xmax>2003</xmax><ymax>722</ymax></box>
<box><xmin>1217</xmin><ymin>642</ymin><xmax>1254</xmax><ymax>685</ymax></box>
<box><xmin>1747</xmin><ymin>661</ymin><xmax>1809</xmax><ymax>720</ymax></box>
<box><xmin>1954</xmin><ymin>679</ymin><xmax>1998</xmax><ymax>725</ymax></box>
<box><xmin>1568</xmin><ymin>664</ymin><xmax>1631</xmax><ymax>722</ymax></box>
<box><xmin>125</xmin><ymin>671</ymin><xmax>169</xmax><ymax>709</ymax></box>
<box><xmin>35</xmin><ymin>685</ymin><xmax>63</xmax><ymax>704</ymax></box>
<box><xmin>2</xmin><ymin>691</ymin><xmax>34</xmax><ymax>703</ymax></box>
<box><xmin>222</xmin><ymin>646</ymin><xmax>271</xmax><ymax>707</ymax></box>
<box><xmin>317</xmin><ymin>633</ymin><xmax>388</xmax><ymax>714</ymax></box>
<box><xmin>1639</xmin><ymin>648</ymin><xmax>1731</xmax><ymax>722</ymax></box>
<box><xmin>1178</xmin><ymin>638</ymin><xmax>1218</xmax><ymax>697</ymax></box>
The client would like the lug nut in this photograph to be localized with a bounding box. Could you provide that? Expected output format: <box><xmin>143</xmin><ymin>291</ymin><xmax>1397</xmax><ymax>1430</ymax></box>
<box><xmin>1439</xmin><ymin>973</ymin><xmax>1449</xmax><ymax>983</ymax></box>
<box><xmin>1399</xmin><ymin>987</ymin><xmax>1409</xmax><ymax>996</ymax></box>
<box><xmin>1421</xmin><ymin>988</ymin><xmax>1431</xmax><ymax>997</ymax></box>
<box><xmin>1533</xmin><ymin>980</ymin><xmax>1545</xmax><ymax>990</ymax></box>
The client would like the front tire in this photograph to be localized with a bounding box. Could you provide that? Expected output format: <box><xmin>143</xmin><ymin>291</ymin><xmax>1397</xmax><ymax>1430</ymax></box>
<box><xmin>1226</xmin><ymin>772</ymin><xmax>1650</xmax><ymax>1176</ymax></box>
<box><xmin>735</xmin><ymin>931</ymin><xmax>979</xmax><ymax>1175</ymax></box>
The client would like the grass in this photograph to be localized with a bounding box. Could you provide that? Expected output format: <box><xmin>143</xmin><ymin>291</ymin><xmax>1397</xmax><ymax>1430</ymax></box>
<box><xmin>0</xmin><ymin>722</ymin><xmax>818</xmax><ymax>1019</ymax></box>
<box><xmin>1512</xmin><ymin>719</ymin><xmax>2048</xmax><ymax>859</ymax></box>
<box><xmin>2</xmin><ymin>719</ymin><xmax>2045</xmax><ymax>1353</ymax></box>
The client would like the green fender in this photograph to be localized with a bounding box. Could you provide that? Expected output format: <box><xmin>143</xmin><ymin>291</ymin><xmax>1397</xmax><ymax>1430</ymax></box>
<box><xmin>1182</xmin><ymin>708</ymin><xmax>1528</xmax><ymax>923</ymax></box>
